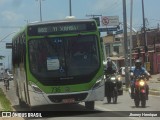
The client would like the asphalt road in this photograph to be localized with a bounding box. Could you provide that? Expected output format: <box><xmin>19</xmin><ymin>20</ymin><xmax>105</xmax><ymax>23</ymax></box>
<box><xmin>0</xmin><ymin>80</ymin><xmax>160</xmax><ymax>120</ymax></box>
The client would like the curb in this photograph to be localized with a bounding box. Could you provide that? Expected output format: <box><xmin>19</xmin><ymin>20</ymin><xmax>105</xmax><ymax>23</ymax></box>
<box><xmin>149</xmin><ymin>90</ymin><xmax>160</xmax><ymax>96</ymax></box>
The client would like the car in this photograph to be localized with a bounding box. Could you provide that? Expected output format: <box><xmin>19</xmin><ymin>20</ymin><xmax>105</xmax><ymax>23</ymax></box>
<box><xmin>118</xmin><ymin>66</ymin><xmax>135</xmax><ymax>84</ymax></box>
<box><xmin>103</xmin><ymin>60</ymin><xmax>118</xmax><ymax>72</ymax></box>
<box><xmin>119</xmin><ymin>66</ymin><xmax>135</xmax><ymax>76</ymax></box>
<box><xmin>7</xmin><ymin>70</ymin><xmax>13</xmax><ymax>80</ymax></box>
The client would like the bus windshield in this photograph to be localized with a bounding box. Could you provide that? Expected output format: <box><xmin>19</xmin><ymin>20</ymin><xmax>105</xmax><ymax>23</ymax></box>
<box><xmin>29</xmin><ymin>35</ymin><xmax>100</xmax><ymax>79</ymax></box>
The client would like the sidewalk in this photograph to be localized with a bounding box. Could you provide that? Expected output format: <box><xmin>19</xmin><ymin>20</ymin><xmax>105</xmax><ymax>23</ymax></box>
<box><xmin>0</xmin><ymin>81</ymin><xmax>24</xmax><ymax>120</ymax></box>
<box><xmin>148</xmin><ymin>74</ymin><xmax>160</xmax><ymax>96</ymax></box>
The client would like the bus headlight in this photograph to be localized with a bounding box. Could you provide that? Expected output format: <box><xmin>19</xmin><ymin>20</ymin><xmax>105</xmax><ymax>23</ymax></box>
<box><xmin>29</xmin><ymin>82</ymin><xmax>43</xmax><ymax>93</ymax></box>
<box><xmin>93</xmin><ymin>77</ymin><xmax>104</xmax><ymax>89</ymax></box>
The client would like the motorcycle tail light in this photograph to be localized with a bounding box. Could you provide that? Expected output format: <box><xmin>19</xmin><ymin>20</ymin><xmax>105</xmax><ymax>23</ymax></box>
<box><xmin>139</xmin><ymin>80</ymin><xmax>145</xmax><ymax>86</ymax></box>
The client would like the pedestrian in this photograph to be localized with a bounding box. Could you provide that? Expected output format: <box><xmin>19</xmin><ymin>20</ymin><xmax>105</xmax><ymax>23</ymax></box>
<box><xmin>3</xmin><ymin>69</ymin><xmax>10</xmax><ymax>91</ymax></box>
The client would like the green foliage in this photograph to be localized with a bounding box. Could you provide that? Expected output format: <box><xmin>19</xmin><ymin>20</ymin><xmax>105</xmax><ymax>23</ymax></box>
<box><xmin>0</xmin><ymin>88</ymin><xmax>13</xmax><ymax>111</ymax></box>
<box><xmin>0</xmin><ymin>56</ymin><xmax>5</xmax><ymax>60</ymax></box>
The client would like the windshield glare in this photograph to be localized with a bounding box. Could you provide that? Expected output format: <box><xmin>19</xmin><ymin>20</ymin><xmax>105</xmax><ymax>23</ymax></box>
<box><xmin>29</xmin><ymin>35</ymin><xmax>100</xmax><ymax>78</ymax></box>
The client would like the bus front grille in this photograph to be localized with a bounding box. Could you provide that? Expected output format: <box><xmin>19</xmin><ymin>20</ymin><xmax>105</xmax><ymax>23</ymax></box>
<box><xmin>48</xmin><ymin>93</ymin><xmax>88</xmax><ymax>103</ymax></box>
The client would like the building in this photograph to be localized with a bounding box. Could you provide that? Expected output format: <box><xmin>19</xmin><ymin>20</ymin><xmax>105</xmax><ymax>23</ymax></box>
<box><xmin>102</xmin><ymin>28</ymin><xmax>160</xmax><ymax>74</ymax></box>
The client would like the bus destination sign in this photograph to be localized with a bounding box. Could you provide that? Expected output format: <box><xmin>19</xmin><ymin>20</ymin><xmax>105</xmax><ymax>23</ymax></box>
<box><xmin>28</xmin><ymin>22</ymin><xmax>96</xmax><ymax>36</ymax></box>
<box><xmin>38</xmin><ymin>24</ymin><xmax>85</xmax><ymax>33</ymax></box>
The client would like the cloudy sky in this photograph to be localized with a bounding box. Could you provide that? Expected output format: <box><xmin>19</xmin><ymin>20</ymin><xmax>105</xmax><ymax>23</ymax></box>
<box><xmin>0</xmin><ymin>0</ymin><xmax>160</xmax><ymax>69</ymax></box>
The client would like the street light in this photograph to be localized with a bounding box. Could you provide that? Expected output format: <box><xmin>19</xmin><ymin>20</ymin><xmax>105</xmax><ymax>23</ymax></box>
<box><xmin>142</xmin><ymin>0</ymin><xmax>146</xmax><ymax>46</ymax></box>
<box><xmin>36</xmin><ymin>0</ymin><xmax>45</xmax><ymax>22</ymax></box>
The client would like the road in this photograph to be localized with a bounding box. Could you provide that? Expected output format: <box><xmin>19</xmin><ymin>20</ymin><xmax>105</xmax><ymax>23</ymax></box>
<box><xmin>0</xmin><ymin>80</ymin><xmax>160</xmax><ymax>120</ymax></box>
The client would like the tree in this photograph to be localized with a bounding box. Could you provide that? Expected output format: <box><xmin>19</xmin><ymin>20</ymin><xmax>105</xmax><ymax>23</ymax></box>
<box><xmin>0</xmin><ymin>56</ymin><xmax>5</xmax><ymax>60</ymax></box>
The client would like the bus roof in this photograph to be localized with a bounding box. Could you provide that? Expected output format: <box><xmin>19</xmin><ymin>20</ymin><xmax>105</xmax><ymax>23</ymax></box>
<box><xmin>27</xmin><ymin>18</ymin><xmax>96</xmax><ymax>26</ymax></box>
<box><xmin>12</xmin><ymin>18</ymin><xmax>97</xmax><ymax>40</ymax></box>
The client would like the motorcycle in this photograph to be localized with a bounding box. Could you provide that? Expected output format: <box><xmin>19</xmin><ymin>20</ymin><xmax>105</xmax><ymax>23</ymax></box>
<box><xmin>130</xmin><ymin>74</ymin><xmax>148</xmax><ymax>108</ymax></box>
<box><xmin>105</xmin><ymin>73</ymin><xmax>123</xmax><ymax>104</ymax></box>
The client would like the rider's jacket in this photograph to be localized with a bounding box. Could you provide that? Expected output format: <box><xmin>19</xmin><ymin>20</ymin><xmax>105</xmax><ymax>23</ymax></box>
<box><xmin>105</xmin><ymin>67</ymin><xmax>116</xmax><ymax>75</ymax></box>
<box><xmin>131</xmin><ymin>67</ymin><xmax>148</xmax><ymax>82</ymax></box>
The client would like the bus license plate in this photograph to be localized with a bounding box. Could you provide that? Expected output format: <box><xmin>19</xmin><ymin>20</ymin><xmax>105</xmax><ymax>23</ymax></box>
<box><xmin>62</xmin><ymin>98</ymin><xmax>75</xmax><ymax>103</ymax></box>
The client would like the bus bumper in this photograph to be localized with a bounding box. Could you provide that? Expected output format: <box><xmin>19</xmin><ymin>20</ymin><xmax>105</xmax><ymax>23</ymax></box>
<box><xmin>28</xmin><ymin>81</ymin><xmax>105</xmax><ymax>106</ymax></box>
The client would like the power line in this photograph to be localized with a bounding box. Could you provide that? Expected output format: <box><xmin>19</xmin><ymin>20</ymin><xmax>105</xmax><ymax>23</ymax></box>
<box><xmin>0</xmin><ymin>26</ymin><xmax>22</xmax><ymax>28</ymax></box>
<box><xmin>105</xmin><ymin>0</ymin><xmax>119</xmax><ymax>12</ymax></box>
<box><xmin>0</xmin><ymin>31</ymin><xmax>17</xmax><ymax>42</ymax></box>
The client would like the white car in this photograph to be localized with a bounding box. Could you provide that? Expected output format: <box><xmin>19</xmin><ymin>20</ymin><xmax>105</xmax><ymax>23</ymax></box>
<box><xmin>119</xmin><ymin>66</ymin><xmax>135</xmax><ymax>84</ymax></box>
<box><xmin>119</xmin><ymin>66</ymin><xmax>135</xmax><ymax>76</ymax></box>
<box><xmin>7</xmin><ymin>71</ymin><xmax>13</xmax><ymax>80</ymax></box>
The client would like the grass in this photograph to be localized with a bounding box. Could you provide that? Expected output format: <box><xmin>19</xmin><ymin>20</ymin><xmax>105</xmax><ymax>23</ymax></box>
<box><xmin>0</xmin><ymin>88</ymin><xmax>13</xmax><ymax>111</ymax></box>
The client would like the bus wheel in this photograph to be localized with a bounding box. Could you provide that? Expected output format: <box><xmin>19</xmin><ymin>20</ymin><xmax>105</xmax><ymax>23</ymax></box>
<box><xmin>85</xmin><ymin>101</ymin><xmax>95</xmax><ymax>110</ymax></box>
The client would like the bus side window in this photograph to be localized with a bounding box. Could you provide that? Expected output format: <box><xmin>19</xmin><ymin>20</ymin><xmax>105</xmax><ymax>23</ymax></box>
<box><xmin>12</xmin><ymin>41</ymin><xmax>15</xmax><ymax>66</ymax></box>
<box><xmin>17</xmin><ymin>38</ymin><xmax>21</xmax><ymax>66</ymax></box>
<box><xmin>15</xmin><ymin>39</ymin><xmax>19</xmax><ymax>66</ymax></box>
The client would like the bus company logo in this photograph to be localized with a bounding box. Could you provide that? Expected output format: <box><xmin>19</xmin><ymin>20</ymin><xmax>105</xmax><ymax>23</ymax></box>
<box><xmin>2</xmin><ymin>112</ymin><xmax>12</xmax><ymax>117</ymax></box>
<box><xmin>1</xmin><ymin>112</ymin><xmax>42</xmax><ymax>118</ymax></box>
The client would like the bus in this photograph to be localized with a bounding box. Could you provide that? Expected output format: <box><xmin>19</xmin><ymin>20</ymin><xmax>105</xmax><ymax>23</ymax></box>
<box><xmin>12</xmin><ymin>17</ymin><xmax>105</xmax><ymax>110</ymax></box>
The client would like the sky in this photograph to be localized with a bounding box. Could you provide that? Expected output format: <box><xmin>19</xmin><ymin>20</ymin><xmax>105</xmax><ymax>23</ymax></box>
<box><xmin>0</xmin><ymin>0</ymin><xmax>160</xmax><ymax>69</ymax></box>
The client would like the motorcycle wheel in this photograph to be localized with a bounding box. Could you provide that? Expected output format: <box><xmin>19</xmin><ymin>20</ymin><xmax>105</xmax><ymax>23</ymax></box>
<box><xmin>107</xmin><ymin>96</ymin><xmax>111</xmax><ymax>103</ymax></box>
<box><xmin>113</xmin><ymin>89</ymin><xmax>118</xmax><ymax>104</ymax></box>
<box><xmin>134</xmin><ymin>93</ymin><xmax>140</xmax><ymax>107</ymax></box>
<box><xmin>141</xmin><ymin>94</ymin><xmax>146</xmax><ymax>108</ymax></box>
<box><xmin>134</xmin><ymin>100</ymin><xmax>140</xmax><ymax>107</ymax></box>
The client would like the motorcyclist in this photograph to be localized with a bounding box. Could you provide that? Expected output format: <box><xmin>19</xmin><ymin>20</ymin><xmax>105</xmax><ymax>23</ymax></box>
<box><xmin>104</xmin><ymin>59</ymin><xmax>117</xmax><ymax>75</ymax></box>
<box><xmin>130</xmin><ymin>59</ymin><xmax>150</xmax><ymax>99</ymax></box>
<box><xmin>104</xmin><ymin>59</ymin><xmax>117</xmax><ymax>100</ymax></box>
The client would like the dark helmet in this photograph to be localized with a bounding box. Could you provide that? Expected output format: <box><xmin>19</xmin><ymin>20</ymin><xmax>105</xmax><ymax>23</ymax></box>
<box><xmin>5</xmin><ymin>69</ymin><xmax>8</xmax><ymax>72</ymax></box>
<box><xmin>135</xmin><ymin>59</ymin><xmax>142</xmax><ymax>68</ymax></box>
<box><xmin>107</xmin><ymin>59</ymin><xmax>112</xmax><ymax>67</ymax></box>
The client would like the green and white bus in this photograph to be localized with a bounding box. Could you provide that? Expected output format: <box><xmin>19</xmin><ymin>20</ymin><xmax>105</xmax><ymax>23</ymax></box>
<box><xmin>12</xmin><ymin>17</ymin><xmax>105</xmax><ymax>110</ymax></box>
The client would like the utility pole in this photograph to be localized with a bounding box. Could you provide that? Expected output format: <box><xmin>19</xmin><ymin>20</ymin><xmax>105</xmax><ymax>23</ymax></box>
<box><xmin>129</xmin><ymin>0</ymin><xmax>133</xmax><ymax>68</ymax></box>
<box><xmin>36</xmin><ymin>0</ymin><xmax>44</xmax><ymax>22</ymax></box>
<box><xmin>129</xmin><ymin>0</ymin><xmax>133</xmax><ymax>85</ymax></box>
<box><xmin>69</xmin><ymin>0</ymin><xmax>72</xmax><ymax>16</ymax></box>
<box><xmin>142</xmin><ymin>0</ymin><xmax>147</xmax><ymax>59</ymax></box>
<box><xmin>142</xmin><ymin>0</ymin><xmax>150</xmax><ymax>72</ymax></box>
<box><xmin>123</xmin><ymin>0</ymin><xmax>129</xmax><ymax>88</ymax></box>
